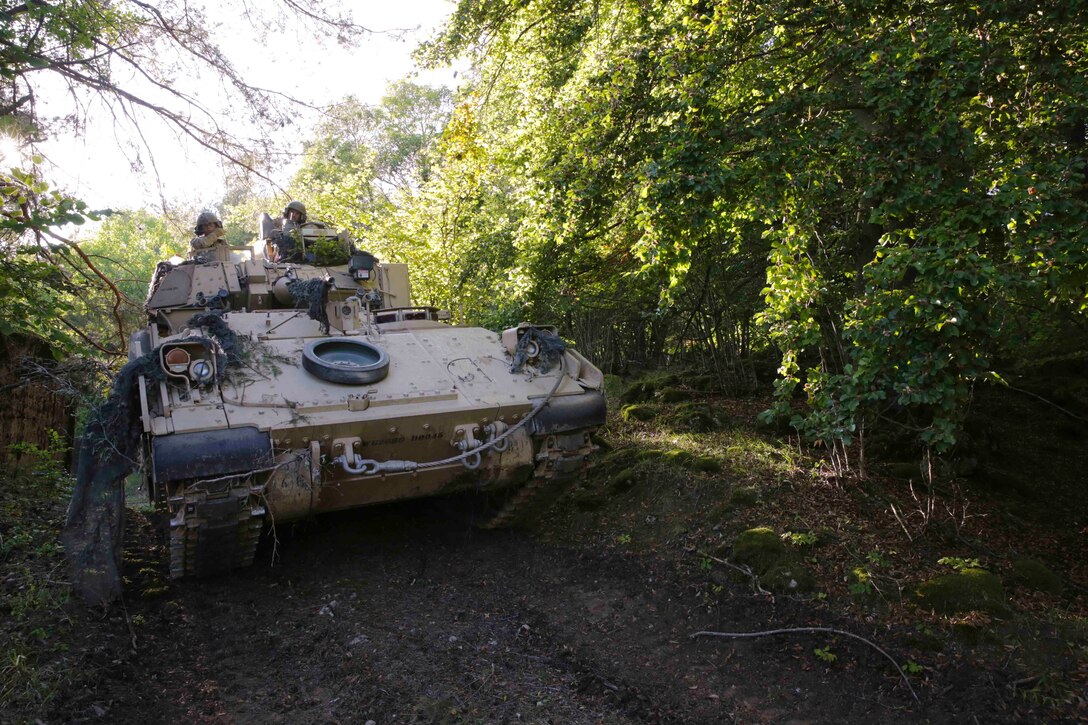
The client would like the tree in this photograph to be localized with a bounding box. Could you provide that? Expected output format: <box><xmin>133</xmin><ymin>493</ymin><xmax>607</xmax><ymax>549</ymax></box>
<box><xmin>0</xmin><ymin>0</ymin><xmax>370</xmax><ymax>354</ymax></box>
<box><xmin>423</xmin><ymin>0</ymin><xmax>1088</xmax><ymax>451</ymax></box>
<box><xmin>65</xmin><ymin>210</ymin><xmax>179</xmax><ymax>345</ymax></box>
<box><xmin>289</xmin><ymin>83</ymin><xmax>460</xmax><ymax>305</ymax></box>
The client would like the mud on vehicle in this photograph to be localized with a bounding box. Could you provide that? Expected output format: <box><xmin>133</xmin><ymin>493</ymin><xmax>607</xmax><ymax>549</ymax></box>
<box><xmin>136</xmin><ymin>224</ymin><xmax>605</xmax><ymax>577</ymax></box>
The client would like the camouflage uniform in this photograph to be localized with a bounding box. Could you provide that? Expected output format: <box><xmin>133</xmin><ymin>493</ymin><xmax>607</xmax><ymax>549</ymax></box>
<box><xmin>271</xmin><ymin>201</ymin><xmax>307</xmax><ymax>262</ymax></box>
<box><xmin>189</xmin><ymin>211</ymin><xmax>226</xmax><ymax>256</ymax></box>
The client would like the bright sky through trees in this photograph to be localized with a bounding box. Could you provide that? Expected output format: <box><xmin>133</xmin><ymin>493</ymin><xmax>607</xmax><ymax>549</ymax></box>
<box><xmin>36</xmin><ymin>0</ymin><xmax>458</xmax><ymax>212</ymax></box>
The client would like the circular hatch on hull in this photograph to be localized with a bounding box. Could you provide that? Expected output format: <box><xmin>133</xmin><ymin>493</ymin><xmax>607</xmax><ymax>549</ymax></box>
<box><xmin>302</xmin><ymin>338</ymin><xmax>390</xmax><ymax>385</ymax></box>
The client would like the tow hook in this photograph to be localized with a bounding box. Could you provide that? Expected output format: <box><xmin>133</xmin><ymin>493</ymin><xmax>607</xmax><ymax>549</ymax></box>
<box><xmin>454</xmin><ymin>424</ymin><xmax>484</xmax><ymax>470</ymax></box>
<box><xmin>484</xmin><ymin>421</ymin><xmax>510</xmax><ymax>452</ymax></box>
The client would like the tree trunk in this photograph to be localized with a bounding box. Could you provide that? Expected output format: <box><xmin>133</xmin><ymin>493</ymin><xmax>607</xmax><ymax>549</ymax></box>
<box><xmin>0</xmin><ymin>334</ymin><xmax>74</xmax><ymax>468</ymax></box>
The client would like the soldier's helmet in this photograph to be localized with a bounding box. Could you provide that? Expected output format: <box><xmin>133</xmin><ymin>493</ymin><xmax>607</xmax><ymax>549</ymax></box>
<box><xmin>283</xmin><ymin>200</ymin><xmax>307</xmax><ymax>223</ymax></box>
<box><xmin>194</xmin><ymin>211</ymin><xmax>223</xmax><ymax>235</ymax></box>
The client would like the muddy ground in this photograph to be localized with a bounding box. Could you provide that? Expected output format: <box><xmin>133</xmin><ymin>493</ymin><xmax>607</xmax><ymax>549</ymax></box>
<box><xmin>39</xmin><ymin>499</ymin><xmax>1049</xmax><ymax>725</ymax></box>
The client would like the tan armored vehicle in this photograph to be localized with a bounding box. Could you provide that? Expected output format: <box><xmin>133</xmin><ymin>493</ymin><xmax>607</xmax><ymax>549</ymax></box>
<box><xmin>135</xmin><ymin>224</ymin><xmax>605</xmax><ymax>577</ymax></box>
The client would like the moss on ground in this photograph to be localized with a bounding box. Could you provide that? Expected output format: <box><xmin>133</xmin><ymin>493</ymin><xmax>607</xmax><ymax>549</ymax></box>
<box><xmin>913</xmin><ymin>568</ymin><xmax>1008</xmax><ymax>615</ymax></box>
<box><xmin>597</xmin><ymin>447</ymin><xmax>640</xmax><ymax>471</ymax></box>
<box><xmin>667</xmin><ymin>403</ymin><xmax>722</xmax><ymax>433</ymax></box>
<box><xmin>608</xmin><ymin>467</ymin><xmax>638</xmax><ymax>493</ymax></box>
<box><xmin>730</xmin><ymin>486</ymin><xmax>759</xmax><ymax>507</ymax></box>
<box><xmin>618</xmin><ymin>372</ymin><xmax>684</xmax><ymax>404</ymax></box>
<box><xmin>620</xmin><ymin>381</ymin><xmax>656</xmax><ymax>404</ymax></box>
<box><xmin>657</xmin><ymin>387</ymin><xmax>693</xmax><ymax>403</ymax></box>
<box><xmin>904</xmin><ymin>630</ymin><xmax>945</xmax><ymax>653</ymax></box>
<box><xmin>638</xmin><ymin>448</ymin><xmax>722</xmax><ymax>473</ymax></box>
<box><xmin>653</xmin><ymin>373</ymin><xmax>681</xmax><ymax>388</ymax></box>
<box><xmin>620</xmin><ymin>404</ymin><xmax>657</xmax><ymax>422</ymax></box>
<box><xmin>732</xmin><ymin>527</ymin><xmax>788</xmax><ymax>574</ymax></box>
<box><xmin>722</xmin><ymin>527</ymin><xmax>816</xmax><ymax>593</ymax></box>
<box><xmin>554</xmin><ymin>363</ymin><xmax>1085</xmax><ymax>720</ymax></box>
<box><xmin>662</xmin><ymin>449</ymin><xmax>693</xmax><ymax>465</ymax></box>
<box><xmin>951</xmin><ymin>623</ymin><xmax>1003</xmax><ymax>647</ymax></box>
<box><xmin>1009</xmin><ymin>558</ymin><xmax>1063</xmax><ymax>595</ymax></box>
<box><xmin>571</xmin><ymin>485</ymin><xmax>607</xmax><ymax>510</ymax></box>
<box><xmin>687</xmin><ymin>455</ymin><xmax>722</xmax><ymax>473</ymax></box>
<box><xmin>688</xmin><ymin>374</ymin><xmax>721</xmax><ymax>393</ymax></box>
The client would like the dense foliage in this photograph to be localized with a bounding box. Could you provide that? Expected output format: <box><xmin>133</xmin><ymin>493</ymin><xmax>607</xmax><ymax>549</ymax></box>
<box><xmin>391</xmin><ymin>0</ymin><xmax>1088</xmax><ymax>451</ymax></box>
<box><xmin>3</xmin><ymin>0</ymin><xmax>1087</xmax><ymax>457</ymax></box>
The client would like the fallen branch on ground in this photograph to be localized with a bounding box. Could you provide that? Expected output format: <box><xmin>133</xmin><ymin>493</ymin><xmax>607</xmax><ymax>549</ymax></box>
<box><xmin>696</xmin><ymin>549</ymin><xmax>772</xmax><ymax>597</ymax></box>
<box><xmin>690</xmin><ymin>626</ymin><xmax>920</xmax><ymax>703</ymax></box>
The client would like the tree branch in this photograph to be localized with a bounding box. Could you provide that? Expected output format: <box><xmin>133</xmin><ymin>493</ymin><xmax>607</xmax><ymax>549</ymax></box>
<box><xmin>691</xmin><ymin>627</ymin><xmax>920</xmax><ymax>702</ymax></box>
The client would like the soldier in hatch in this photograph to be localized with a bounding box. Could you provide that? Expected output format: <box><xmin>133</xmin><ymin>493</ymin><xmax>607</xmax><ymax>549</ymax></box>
<box><xmin>265</xmin><ymin>200</ymin><xmax>308</xmax><ymax>262</ymax></box>
<box><xmin>188</xmin><ymin>211</ymin><xmax>226</xmax><ymax>259</ymax></box>
<box><xmin>283</xmin><ymin>200</ymin><xmax>307</xmax><ymax>230</ymax></box>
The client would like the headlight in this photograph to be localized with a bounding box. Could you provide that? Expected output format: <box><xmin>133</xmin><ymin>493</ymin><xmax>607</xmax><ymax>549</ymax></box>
<box><xmin>190</xmin><ymin>359</ymin><xmax>215</xmax><ymax>384</ymax></box>
<box><xmin>164</xmin><ymin>347</ymin><xmax>191</xmax><ymax>374</ymax></box>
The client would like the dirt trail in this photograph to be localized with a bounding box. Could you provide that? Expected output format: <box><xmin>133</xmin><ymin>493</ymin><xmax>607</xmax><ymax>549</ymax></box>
<box><xmin>54</xmin><ymin>503</ymin><xmax>1032</xmax><ymax>724</ymax></box>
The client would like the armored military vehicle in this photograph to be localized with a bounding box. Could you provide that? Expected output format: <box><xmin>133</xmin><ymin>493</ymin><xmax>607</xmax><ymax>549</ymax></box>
<box><xmin>135</xmin><ymin>224</ymin><xmax>605</xmax><ymax>577</ymax></box>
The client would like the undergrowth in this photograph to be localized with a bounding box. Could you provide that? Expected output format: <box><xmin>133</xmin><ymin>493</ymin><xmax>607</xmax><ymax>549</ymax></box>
<box><xmin>536</xmin><ymin>370</ymin><xmax>1088</xmax><ymax>718</ymax></box>
<box><xmin>0</xmin><ymin>437</ymin><xmax>76</xmax><ymax>713</ymax></box>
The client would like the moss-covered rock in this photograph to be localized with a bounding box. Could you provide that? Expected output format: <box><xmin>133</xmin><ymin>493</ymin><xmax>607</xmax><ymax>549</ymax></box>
<box><xmin>689</xmin><ymin>373</ymin><xmax>721</xmax><ymax>393</ymax></box>
<box><xmin>668</xmin><ymin>402</ymin><xmax>722</xmax><ymax>433</ymax></box>
<box><xmin>913</xmin><ymin>569</ymin><xmax>1008</xmax><ymax>615</ymax></box>
<box><xmin>762</xmin><ymin>562</ymin><xmax>817</xmax><ymax>593</ymax></box>
<box><xmin>1009</xmin><ymin>558</ymin><xmax>1063</xmax><ymax>595</ymax></box>
<box><xmin>733</xmin><ymin>527</ymin><xmax>788</xmax><ymax>574</ymax></box>
<box><xmin>662</xmin><ymin>449</ymin><xmax>694</xmax><ymax>466</ymax></box>
<box><xmin>619</xmin><ymin>381</ymin><xmax>656</xmax><ymax>404</ymax></box>
<box><xmin>620</xmin><ymin>404</ymin><xmax>657</xmax><ymax>422</ymax></box>
<box><xmin>653</xmin><ymin>373</ymin><xmax>681</xmax><ymax>388</ymax></box>
<box><xmin>608</xmin><ymin>467</ymin><xmax>638</xmax><ymax>493</ymax></box>
<box><xmin>657</xmin><ymin>387</ymin><xmax>693</xmax><ymax>403</ymax></box>
<box><xmin>687</xmin><ymin>455</ymin><xmax>722</xmax><ymax>473</ymax></box>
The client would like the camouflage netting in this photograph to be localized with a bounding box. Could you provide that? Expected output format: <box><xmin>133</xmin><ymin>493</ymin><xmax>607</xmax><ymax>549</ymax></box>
<box><xmin>288</xmin><ymin>278</ymin><xmax>332</xmax><ymax>334</ymax></box>
<box><xmin>510</xmin><ymin>327</ymin><xmax>567</xmax><ymax>374</ymax></box>
<box><xmin>64</xmin><ymin>312</ymin><xmax>239</xmax><ymax>606</ymax></box>
<box><xmin>63</xmin><ymin>352</ymin><xmax>164</xmax><ymax>606</ymax></box>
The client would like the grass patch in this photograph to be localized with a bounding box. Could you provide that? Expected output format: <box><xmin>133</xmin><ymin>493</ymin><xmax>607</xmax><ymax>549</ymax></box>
<box><xmin>723</xmin><ymin>431</ymin><xmax>800</xmax><ymax>476</ymax></box>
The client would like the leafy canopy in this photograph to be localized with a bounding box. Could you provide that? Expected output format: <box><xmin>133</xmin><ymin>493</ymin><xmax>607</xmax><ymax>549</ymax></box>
<box><xmin>417</xmin><ymin>0</ymin><xmax>1088</xmax><ymax>450</ymax></box>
